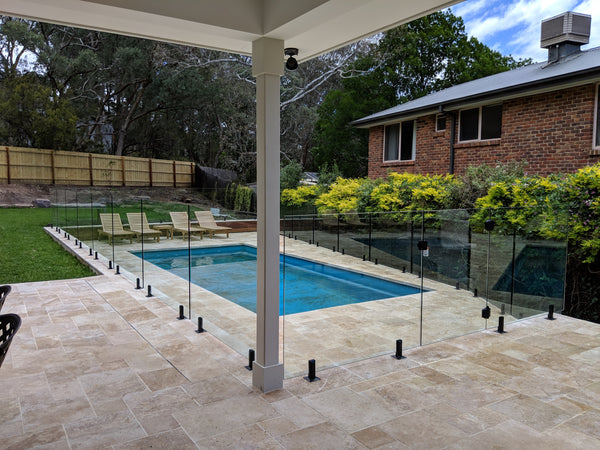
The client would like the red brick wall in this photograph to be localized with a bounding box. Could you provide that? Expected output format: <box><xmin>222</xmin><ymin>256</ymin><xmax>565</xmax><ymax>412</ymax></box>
<box><xmin>367</xmin><ymin>84</ymin><xmax>600</xmax><ymax>178</ymax></box>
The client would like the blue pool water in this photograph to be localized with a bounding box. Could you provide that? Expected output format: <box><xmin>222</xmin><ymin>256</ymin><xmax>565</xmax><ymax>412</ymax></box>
<box><xmin>132</xmin><ymin>245</ymin><xmax>421</xmax><ymax>315</ymax></box>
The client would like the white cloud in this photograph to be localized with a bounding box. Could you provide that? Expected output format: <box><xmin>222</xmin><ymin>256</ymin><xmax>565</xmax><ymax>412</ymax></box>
<box><xmin>451</xmin><ymin>0</ymin><xmax>489</xmax><ymax>18</ymax></box>
<box><xmin>453</xmin><ymin>0</ymin><xmax>600</xmax><ymax>61</ymax></box>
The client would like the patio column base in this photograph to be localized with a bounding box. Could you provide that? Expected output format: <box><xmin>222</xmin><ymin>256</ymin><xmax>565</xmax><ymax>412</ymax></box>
<box><xmin>252</xmin><ymin>362</ymin><xmax>284</xmax><ymax>393</ymax></box>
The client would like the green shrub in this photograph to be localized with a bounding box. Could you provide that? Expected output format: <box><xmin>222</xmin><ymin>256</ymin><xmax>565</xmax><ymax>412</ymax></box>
<box><xmin>281</xmin><ymin>185</ymin><xmax>319</xmax><ymax>207</ymax></box>
<box><xmin>317</xmin><ymin>162</ymin><xmax>343</xmax><ymax>187</ymax></box>
<box><xmin>369</xmin><ymin>172</ymin><xmax>458</xmax><ymax>212</ymax></box>
<box><xmin>470</xmin><ymin>176</ymin><xmax>562</xmax><ymax>235</ymax></box>
<box><xmin>234</xmin><ymin>185</ymin><xmax>254</xmax><ymax>212</ymax></box>
<box><xmin>448</xmin><ymin>162</ymin><xmax>527</xmax><ymax>209</ymax></box>
<box><xmin>314</xmin><ymin>177</ymin><xmax>364</xmax><ymax>213</ymax></box>
<box><xmin>563</xmin><ymin>164</ymin><xmax>600</xmax><ymax>263</ymax></box>
<box><xmin>280</xmin><ymin>161</ymin><xmax>303</xmax><ymax>191</ymax></box>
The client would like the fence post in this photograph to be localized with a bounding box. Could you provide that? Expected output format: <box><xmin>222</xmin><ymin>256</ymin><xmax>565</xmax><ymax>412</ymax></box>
<box><xmin>50</xmin><ymin>150</ymin><xmax>56</xmax><ymax>185</ymax></box>
<box><xmin>121</xmin><ymin>156</ymin><xmax>126</xmax><ymax>187</ymax></box>
<box><xmin>149</xmin><ymin>159</ymin><xmax>153</xmax><ymax>187</ymax></box>
<box><xmin>173</xmin><ymin>160</ymin><xmax>177</xmax><ymax>188</ymax></box>
<box><xmin>89</xmin><ymin>154</ymin><xmax>94</xmax><ymax>186</ymax></box>
<box><xmin>5</xmin><ymin>147</ymin><xmax>10</xmax><ymax>184</ymax></box>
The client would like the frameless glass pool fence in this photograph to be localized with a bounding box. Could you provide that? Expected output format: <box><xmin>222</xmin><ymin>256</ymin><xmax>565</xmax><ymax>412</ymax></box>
<box><xmin>51</xmin><ymin>191</ymin><xmax>567</xmax><ymax>379</ymax></box>
<box><xmin>280</xmin><ymin>207</ymin><xmax>568</xmax><ymax>377</ymax></box>
<box><xmin>52</xmin><ymin>186</ymin><xmax>262</xmax><ymax>363</ymax></box>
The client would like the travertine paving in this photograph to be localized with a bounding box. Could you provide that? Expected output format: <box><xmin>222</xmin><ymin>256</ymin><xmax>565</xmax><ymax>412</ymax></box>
<box><xmin>57</xmin><ymin>227</ymin><xmax>515</xmax><ymax>377</ymax></box>
<box><xmin>0</xmin><ymin>230</ymin><xmax>599</xmax><ymax>448</ymax></box>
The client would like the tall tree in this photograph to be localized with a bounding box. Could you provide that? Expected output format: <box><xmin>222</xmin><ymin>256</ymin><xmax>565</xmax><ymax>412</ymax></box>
<box><xmin>313</xmin><ymin>10</ymin><xmax>531</xmax><ymax>177</ymax></box>
<box><xmin>0</xmin><ymin>18</ymin><xmax>77</xmax><ymax>149</ymax></box>
<box><xmin>313</xmin><ymin>54</ymin><xmax>396</xmax><ymax>177</ymax></box>
<box><xmin>279</xmin><ymin>46</ymin><xmax>360</xmax><ymax>169</ymax></box>
<box><xmin>38</xmin><ymin>25</ymin><xmax>161</xmax><ymax>155</ymax></box>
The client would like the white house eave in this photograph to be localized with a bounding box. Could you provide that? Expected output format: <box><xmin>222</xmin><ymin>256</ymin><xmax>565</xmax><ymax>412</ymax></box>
<box><xmin>0</xmin><ymin>0</ymin><xmax>260</xmax><ymax>55</ymax></box>
<box><xmin>0</xmin><ymin>0</ymin><xmax>462</xmax><ymax>62</ymax></box>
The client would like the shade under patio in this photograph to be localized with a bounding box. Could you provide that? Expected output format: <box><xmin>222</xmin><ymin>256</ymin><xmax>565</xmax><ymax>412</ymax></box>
<box><xmin>0</xmin><ymin>0</ymin><xmax>463</xmax><ymax>392</ymax></box>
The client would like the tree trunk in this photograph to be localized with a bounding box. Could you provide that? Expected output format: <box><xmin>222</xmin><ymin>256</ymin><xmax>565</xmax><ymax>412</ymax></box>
<box><xmin>115</xmin><ymin>81</ymin><xmax>147</xmax><ymax>156</ymax></box>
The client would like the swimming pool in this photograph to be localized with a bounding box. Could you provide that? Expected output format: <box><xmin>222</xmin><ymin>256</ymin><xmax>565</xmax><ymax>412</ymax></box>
<box><xmin>132</xmin><ymin>245</ymin><xmax>421</xmax><ymax>314</ymax></box>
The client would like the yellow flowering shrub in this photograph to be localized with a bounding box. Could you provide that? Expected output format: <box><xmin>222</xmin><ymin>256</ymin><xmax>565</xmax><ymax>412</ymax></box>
<box><xmin>471</xmin><ymin>176</ymin><xmax>562</xmax><ymax>234</ymax></box>
<box><xmin>563</xmin><ymin>164</ymin><xmax>600</xmax><ymax>263</ymax></box>
<box><xmin>314</xmin><ymin>177</ymin><xmax>363</xmax><ymax>213</ymax></box>
<box><xmin>279</xmin><ymin>163</ymin><xmax>600</xmax><ymax>264</ymax></box>
<box><xmin>280</xmin><ymin>185</ymin><xmax>319</xmax><ymax>207</ymax></box>
<box><xmin>369</xmin><ymin>172</ymin><xmax>459</xmax><ymax>212</ymax></box>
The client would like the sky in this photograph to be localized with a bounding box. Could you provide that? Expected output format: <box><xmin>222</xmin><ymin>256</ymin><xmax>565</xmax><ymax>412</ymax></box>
<box><xmin>450</xmin><ymin>0</ymin><xmax>600</xmax><ymax>62</ymax></box>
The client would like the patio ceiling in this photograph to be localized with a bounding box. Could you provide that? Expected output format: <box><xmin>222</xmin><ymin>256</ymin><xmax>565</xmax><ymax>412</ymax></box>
<box><xmin>0</xmin><ymin>0</ymin><xmax>460</xmax><ymax>61</ymax></box>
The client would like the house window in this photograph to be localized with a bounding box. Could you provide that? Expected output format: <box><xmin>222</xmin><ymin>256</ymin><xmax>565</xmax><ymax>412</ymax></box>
<box><xmin>436</xmin><ymin>114</ymin><xmax>446</xmax><ymax>132</ymax></box>
<box><xmin>459</xmin><ymin>104</ymin><xmax>502</xmax><ymax>141</ymax></box>
<box><xmin>384</xmin><ymin>120</ymin><xmax>415</xmax><ymax>161</ymax></box>
<box><xmin>595</xmin><ymin>85</ymin><xmax>600</xmax><ymax>147</ymax></box>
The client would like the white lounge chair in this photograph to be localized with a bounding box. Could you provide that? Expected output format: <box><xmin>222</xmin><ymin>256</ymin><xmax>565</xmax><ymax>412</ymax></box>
<box><xmin>169</xmin><ymin>211</ymin><xmax>204</xmax><ymax>240</ymax></box>
<box><xmin>126</xmin><ymin>212</ymin><xmax>161</xmax><ymax>242</ymax></box>
<box><xmin>194</xmin><ymin>210</ymin><xmax>232</xmax><ymax>238</ymax></box>
<box><xmin>98</xmin><ymin>213</ymin><xmax>134</xmax><ymax>244</ymax></box>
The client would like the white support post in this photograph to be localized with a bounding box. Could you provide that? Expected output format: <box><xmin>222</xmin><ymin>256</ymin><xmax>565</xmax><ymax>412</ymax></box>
<box><xmin>252</xmin><ymin>37</ymin><xmax>284</xmax><ymax>393</ymax></box>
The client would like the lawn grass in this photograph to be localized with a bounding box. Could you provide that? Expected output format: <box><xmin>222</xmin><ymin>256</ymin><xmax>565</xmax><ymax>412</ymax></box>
<box><xmin>0</xmin><ymin>208</ymin><xmax>96</xmax><ymax>283</ymax></box>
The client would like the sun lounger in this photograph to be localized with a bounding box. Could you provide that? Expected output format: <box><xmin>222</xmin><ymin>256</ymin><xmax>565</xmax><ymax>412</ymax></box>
<box><xmin>126</xmin><ymin>212</ymin><xmax>161</xmax><ymax>242</ymax></box>
<box><xmin>98</xmin><ymin>213</ymin><xmax>134</xmax><ymax>244</ymax></box>
<box><xmin>169</xmin><ymin>211</ymin><xmax>204</xmax><ymax>240</ymax></box>
<box><xmin>194</xmin><ymin>210</ymin><xmax>232</xmax><ymax>238</ymax></box>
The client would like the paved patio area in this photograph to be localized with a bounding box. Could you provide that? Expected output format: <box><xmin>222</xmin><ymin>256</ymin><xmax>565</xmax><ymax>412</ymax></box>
<box><xmin>56</xmin><ymin>226</ymin><xmax>518</xmax><ymax>377</ymax></box>
<box><xmin>1</xmin><ymin>231</ymin><xmax>600</xmax><ymax>448</ymax></box>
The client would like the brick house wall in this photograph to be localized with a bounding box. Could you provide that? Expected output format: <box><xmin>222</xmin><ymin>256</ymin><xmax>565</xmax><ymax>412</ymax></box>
<box><xmin>367</xmin><ymin>84</ymin><xmax>600</xmax><ymax>179</ymax></box>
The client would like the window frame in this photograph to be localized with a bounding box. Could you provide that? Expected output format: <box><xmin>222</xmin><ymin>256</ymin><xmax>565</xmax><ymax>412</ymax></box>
<box><xmin>383</xmin><ymin>120</ymin><xmax>416</xmax><ymax>162</ymax></box>
<box><xmin>435</xmin><ymin>114</ymin><xmax>446</xmax><ymax>132</ymax></box>
<box><xmin>458</xmin><ymin>104</ymin><xmax>502</xmax><ymax>142</ymax></box>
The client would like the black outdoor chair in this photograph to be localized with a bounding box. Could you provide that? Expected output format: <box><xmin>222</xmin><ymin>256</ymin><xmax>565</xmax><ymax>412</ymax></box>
<box><xmin>0</xmin><ymin>313</ymin><xmax>21</xmax><ymax>369</ymax></box>
<box><xmin>0</xmin><ymin>285</ymin><xmax>11</xmax><ymax>312</ymax></box>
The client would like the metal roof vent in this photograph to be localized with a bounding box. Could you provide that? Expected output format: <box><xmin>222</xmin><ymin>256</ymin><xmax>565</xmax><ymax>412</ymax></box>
<box><xmin>541</xmin><ymin>11</ymin><xmax>591</xmax><ymax>63</ymax></box>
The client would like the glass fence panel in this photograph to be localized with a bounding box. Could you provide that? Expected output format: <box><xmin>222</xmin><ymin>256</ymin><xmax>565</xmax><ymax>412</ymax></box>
<box><xmin>474</xmin><ymin>210</ymin><xmax>518</xmax><ymax>328</ymax></box>
<box><xmin>51</xmin><ymin>188</ymin><xmax>58</xmax><ymax>229</ymax></box>
<box><xmin>128</xmin><ymin>197</ymin><xmax>198</xmax><ymax>313</ymax></box>
<box><xmin>67</xmin><ymin>187</ymin><xmax>110</xmax><ymax>270</ymax></box>
<box><xmin>509</xmin><ymin>207</ymin><xmax>568</xmax><ymax>319</ymax></box>
<box><xmin>281</xmin><ymin>211</ymin><xmax>423</xmax><ymax>378</ymax></box>
<box><xmin>420</xmin><ymin>209</ymin><xmax>472</xmax><ymax>288</ymax></box>
<box><xmin>187</xmin><ymin>200</ymin><xmax>258</xmax><ymax>360</ymax></box>
<box><xmin>313</xmin><ymin>213</ymin><xmax>340</xmax><ymax>252</ymax></box>
<box><xmin>283</xmin><ymin>215</ymin><xmax>314</xmax><ymax>245</ymax></box>
<box><xmin>369</xmin><ymin>211</ymin><xmax>417</xmax><ymax>273</ymax></box>
<box><xmin>337</xmin><ymin>210</ymin><xmax>369</xmax><ymax>260</ymax></box>
<box><xmin>57</xmin><ymin>188</ymin><xmax>75</xmax><ymax>238</ymax></box>
<box><xmin>420</xmin><ymin>210</ymin><xmax>489</xmax><ymax>345</ymax></box>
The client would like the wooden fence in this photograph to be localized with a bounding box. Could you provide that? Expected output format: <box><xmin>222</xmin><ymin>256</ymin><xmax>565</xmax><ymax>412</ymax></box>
<box><xmin>0</xmin><ymin>146</ymin><xmax>195</xmax><ymax>187</ymax></box>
